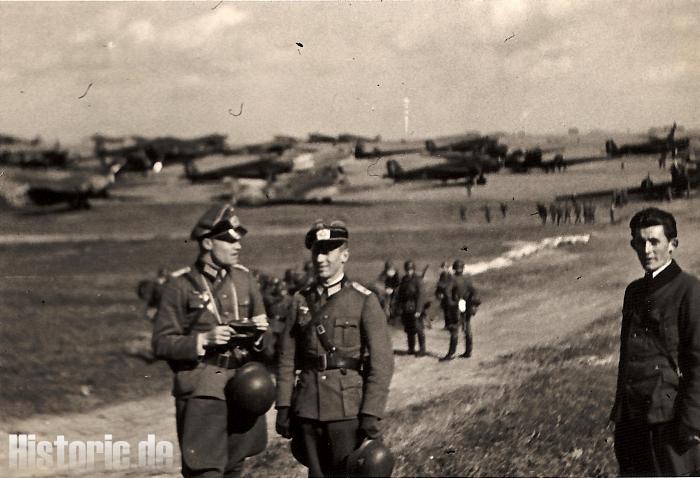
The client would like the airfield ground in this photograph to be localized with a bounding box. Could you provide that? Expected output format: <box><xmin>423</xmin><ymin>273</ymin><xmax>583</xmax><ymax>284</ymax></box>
<box><xmin>1</xmin><ymin>154</ymin><xmax>698</xmax><ymax>476</ymax></box>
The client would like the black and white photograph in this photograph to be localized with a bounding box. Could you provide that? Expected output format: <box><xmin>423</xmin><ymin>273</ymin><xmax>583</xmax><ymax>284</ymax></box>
<box><xmin>1</xmin><ymin>1</ymin><xmax>699</xmax><ymax>476</ymax></box>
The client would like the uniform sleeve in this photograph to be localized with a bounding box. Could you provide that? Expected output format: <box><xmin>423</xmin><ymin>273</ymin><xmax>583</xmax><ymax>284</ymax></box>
<box><xmin>360</xmin><ymin>293</ymin><xmax>394</xmax><ymax>418</ymax></box>
<box><xmin>468</xmin><ymin>280</ymin><xmax>481</xmax><ymax>307</ymax></box>
<box><xmin>248</xmin><ymin>272</ymin><xmax>266</xmax><ymax>320</ymax></box>
<box><xmin>417</xmin><ymin>278</ymin><xmax>427</xmax><ymax>312</ymax></box>
<box><xmin>611</xmin><ymin>283</ymin><xmax>633</xmax><ymax>423</ymax></box>
<box><xmin>275</xmin><ymin>296</ymin><xmax>298</xmax><ymax>409</ymax></box>
<box><xmin>678</xmin><ymin>279</ymin><xmax>700</xmax><ymax>430</ymax></box>
<box><xmin>152</xmin><ymin>280</ymin><xmax>200</xmax><ymax>362</ymax></box>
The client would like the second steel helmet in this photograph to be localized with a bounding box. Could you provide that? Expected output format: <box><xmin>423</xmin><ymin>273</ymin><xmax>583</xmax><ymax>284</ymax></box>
<box><xmin>224</xmin><ymin>362</ymin><xmax>275</xmax><ymax>416</ymax></box>
<box><xmin>346</xmin><ymin>439</ymin><xmax>395</xmax><ymax>477</ymax></box>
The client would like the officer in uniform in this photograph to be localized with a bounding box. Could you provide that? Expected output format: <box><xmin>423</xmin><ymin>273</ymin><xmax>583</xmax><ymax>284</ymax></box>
<box><xmin>395</xmin><ymin>260</ymin><xmax>427</xmax><ymax>356</ymax></box>
<box><xmin>611</xmin><ymin>208</ymin><xmax>700</xmax><ymax>476</ymax></box>
<box><xmin>275</xmin><ymin>220</ymin><xmax>394</xmax><ymax>477</ymax></box>
<box><xmin>441</xmin><ymin>259</ymin><xmax>480</xmax><ymax>361</ymax></box>
<box><xmin>152</xmin><ymin>203</ymin><xmax>269</xmax><ymax>478</ymax></box>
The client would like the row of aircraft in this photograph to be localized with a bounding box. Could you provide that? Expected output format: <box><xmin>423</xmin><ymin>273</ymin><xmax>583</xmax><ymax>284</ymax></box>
<box><xmin>1</xmin><ymin>125</ymin><xmax>697</xmax><ymax>211</ymax></box>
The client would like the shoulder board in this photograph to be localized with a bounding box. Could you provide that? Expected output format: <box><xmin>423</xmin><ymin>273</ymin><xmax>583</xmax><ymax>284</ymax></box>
<box><xmin>170</xmin><ymin>266</ymin><xmax>191</xmax><ymax>278</ymax></box>
<box><xmin>233</xmin><ymin>264</ymin><xmax>250</xmax><ymax>273</ymax></box>
<box><xmin>351</xmin><ymin>281</ymin><xmax>372</xmax><ymax>296</ymax></box>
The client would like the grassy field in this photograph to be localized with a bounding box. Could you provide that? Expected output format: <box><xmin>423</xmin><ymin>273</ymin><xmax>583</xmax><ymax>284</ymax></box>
<box><xmin>1</xmin><ymin>155</ymin><xmax>698</xmax><ymax>476</ymax></box>
<box><xmin>245</xmin><ymin>313</ymin><xmax>620</xmax><ymax>478</ymax></box>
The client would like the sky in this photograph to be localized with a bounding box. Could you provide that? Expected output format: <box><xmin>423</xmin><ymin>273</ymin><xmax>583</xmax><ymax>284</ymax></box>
<box><xmin>0</xmin><ymin>1</ymin><xmax>698</xmax><ymax>146</ymax></box>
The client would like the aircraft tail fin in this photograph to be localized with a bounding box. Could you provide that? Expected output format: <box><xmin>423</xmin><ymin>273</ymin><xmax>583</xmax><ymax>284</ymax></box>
<box><xmin>605</xmin><ymin>140</ymin><xmax>618</xmax><ymax>157</ymax></box>
<box><xmin>386</xmin><ymin>159</ymin><xmax>404</xmax><ymax>179</ymax></box>
<box><xmin>184</xmin><ymin>159</ymin><xmax>199</xmax><ymax>180</ymax></box>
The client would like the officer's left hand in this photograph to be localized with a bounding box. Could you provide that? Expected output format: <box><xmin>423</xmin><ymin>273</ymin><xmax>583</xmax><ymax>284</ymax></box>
<box><xmin>359</xmin><ymin>414</ymin><xmax>381</xmax><ymax>440</ymax></box>
<box><xmin>251</xmin><ymin>315</ymin><xmax>269</xmax><ymax>332</ymax></box>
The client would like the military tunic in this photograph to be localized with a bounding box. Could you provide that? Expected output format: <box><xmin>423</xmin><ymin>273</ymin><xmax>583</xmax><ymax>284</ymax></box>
<box><xmin>276</xmin><ymin>277</ymin><xmax>394</xmax><ymax>476</ymax></box>
<box><xmin>395</xmin><ymin>274</ymin><xmax>427</xmax><ymax>354</ymax></box>
<box><xmin>152</xmin><ymin>260</ymin><xmax>267</xmax><ymax>477</ymax></box>
<box><xmin>612</xmin><ymin>260</ymin><xmax>700</xmax><ymax>476</ymax></box>
<box><xmin>445</xmin><ymin>274</ymin><xmax>480</xmax><ymax>358</ymax></box>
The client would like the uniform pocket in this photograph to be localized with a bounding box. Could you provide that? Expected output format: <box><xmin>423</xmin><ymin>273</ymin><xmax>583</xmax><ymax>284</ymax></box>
<box><xmin>340</xmin><ymin>372</ymin><xmax>363</xmax><ymax>417</ymax></box>
<box><xmin>335</xmin><ymin>317</ymin><xmax>360</xmax><ymax>347</ymax></box>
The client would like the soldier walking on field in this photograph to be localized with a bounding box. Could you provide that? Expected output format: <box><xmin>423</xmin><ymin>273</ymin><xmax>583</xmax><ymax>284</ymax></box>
<box><xmin>275</xmin><ymin>220</ymin><xmax>395</xmax><ymax>477</ymax></box>
<box><xmin>395</xmin><ymin>260</ymin><xmax>427</xmax><ymax>356</ymax></box>
<box><xmin>440</xmin><ymin>260</ymin><xmax>480</xmax><ymax>361</ymax></box>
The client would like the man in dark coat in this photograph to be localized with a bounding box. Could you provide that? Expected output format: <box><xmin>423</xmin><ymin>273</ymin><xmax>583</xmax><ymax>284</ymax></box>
<box><xmin>611</xmin><ymin>207</ymin><xmax>700</xmax><ymax>476</ymax></box>
<box><xmin>274</xmin><ymin>220</ymin><xmax>394</xmax><ymax>477</ymax></box>
<box><xmin>377</xmin><ymin>260</ymin><xmax>401</xmax><ymax>319</ymax></box>
<box><xmin>395</xmin><ymin>260</ymin><xmax>427</xmax><ymax>356</ymax></box>
<box><xmin>152</xmin><ymin>203</ymin><xmax>270</xmax><ymax>478</ymax></box>
<box><xmin>435</xmin><ymin>269</ymin><xmax>455</xmax><ymax>330</ymax></box>
<box><xmin>440</xmin><ymin>260</ymin><xmax>480</xmax><ymax>361</ymax></box>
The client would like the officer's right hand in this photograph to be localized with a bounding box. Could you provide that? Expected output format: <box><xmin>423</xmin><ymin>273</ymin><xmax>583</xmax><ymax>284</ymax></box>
<box><xmin>275</xmin><ymin>407</ymin><xmax>292</xmax><ymax>439</ymax></box>
<box><xmin>199</xmin><ymin>326</ymin><xmax>233</xmax><ymax>347</ymax></box>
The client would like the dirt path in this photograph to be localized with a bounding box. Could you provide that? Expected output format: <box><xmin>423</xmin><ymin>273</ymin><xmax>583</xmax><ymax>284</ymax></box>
<box><xmin>1</xmin><ymin>224</ymin><xmax>640</xmax><ymax>477</ymax></box>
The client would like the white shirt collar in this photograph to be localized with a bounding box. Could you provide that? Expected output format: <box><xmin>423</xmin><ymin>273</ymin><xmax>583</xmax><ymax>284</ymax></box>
<box><xmin>651</xmin><ymin>259</ymin><xmax>673</xmax><ymax>278</ymax></box>
<box><xmin>317</xmin><ymin>273</ymin><xmax>345</xmax><ymax>298</ymax></box>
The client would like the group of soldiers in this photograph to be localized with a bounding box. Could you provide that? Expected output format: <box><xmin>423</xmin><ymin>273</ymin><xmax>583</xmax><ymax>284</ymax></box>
<box><xmin>149</xmin><ymin>204</ymin><xmax>395</xmax><ymax>477</ymax></box>
<box><xmin>376</xmin><ymin>259</ymin><xmax>480</xmax><ymax>361</ymax></box>
<box><xmin>535</xmin><ymin>198</ymin><xmax>597</xmax><ymax>225</ymax></box>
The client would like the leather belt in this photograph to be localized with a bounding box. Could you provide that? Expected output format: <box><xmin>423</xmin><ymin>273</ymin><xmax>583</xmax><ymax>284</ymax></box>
<box><xmin>301</xmin><ymin>354</ymin><xmax>362</xmax><ymax>372</ymax></box>
<box><xmin>202</xmin><ymin>352</ymin><xmax>245</xmax><ymax>370</ymax></box>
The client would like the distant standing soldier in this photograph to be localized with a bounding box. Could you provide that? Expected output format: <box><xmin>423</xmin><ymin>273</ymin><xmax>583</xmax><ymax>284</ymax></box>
<box><xmin>440</xmin><ymin>260</ymin><xmax>480</xmax><ymax>361</ymax></box>
<box><xmin>262</xmin><ymin>277</ymin><xmax>293</xmax><ymax>365</ymax></box>
<box><xmin>377</xmin><ymin>260</ymin><xmax>400</xmax><ymax>319</ymax></box>
<box><xmin>563</xmin><ymin>201</ymin><xmax>571</xmax><ymax>224</ymax></box>
<box><xmin>483</xmin><ymin>204</ymin><xmax>491</xmax><ymax>224</ymax></box>
<box><xmin>435</xmin><ymin>268</ymin><xmax>455</xmax><ymax>330</ymax></box>
<box><xmin>275</xmin><ymin>220</ymin><xmax>394</xmax><ymax>477</ymax></box>
<box><xmin>499</xmin><ymin>202</ymin><xmax>508</xmax><ymax>218</ymax></box>
<box><xmin>395</xmin><ymin>260</ymin><xmax>427</xmax><ymax>356</ymax></box>
<box><xmin>152</xmin><ymin>203</ymin><xmax>271</xmax><ymax>478</ymax></box>
<box><xmin>555</xmin><ymin>202</ymin><xmax>563</xmax><ymax>226</ymax></box>
<box><xmin>536</xmin><ymin>202</ymin><xmax>548</xmax><ymax>225</ymax></box>
<box><xmin>459</xmin><ymin>205</ymin><xmax>467</xmax><ymax>222</ymax></box>
<box><xmin>573</xmin><ymin>199</ymin><xmax>583</xmax><ymax>224</ymax></box>
<box><xmin>137</xmin><ymin>266</ymin><xmax>169</xmax><ymax>321</ymax></box>
<box><xmin>549</xmin><ymin>202</ymin><xmax>557</xmax><ymax>225</ymax></box>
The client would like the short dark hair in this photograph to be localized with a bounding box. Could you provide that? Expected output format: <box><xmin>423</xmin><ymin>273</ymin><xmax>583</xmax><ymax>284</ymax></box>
<box><xmin>629</xmin><ymin>207</ymin><xmax>677</xmax><ymax>239</ymax></box>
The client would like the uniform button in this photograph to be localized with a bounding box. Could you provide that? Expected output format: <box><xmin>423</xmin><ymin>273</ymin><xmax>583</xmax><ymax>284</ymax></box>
<box><xmin>222</xmin><ymin>294</ymin><xmax>227</xmax><ymax>299</ymax></box>
<box><xmin>655</xmin><ymin>365</ymin><xmax>660</xmax><ymax>370</ymax></box>
<box><xmin>224</xmin><ymin>311</ymin><xmax>230</xmax><ymax>316</ymax></box>
<box><xmin>321</xmin><ymin>375</ymin><xmax>327</xmax><ymax>380</ymax></box>
<box><xmin>632</xmin><ymin>333</ymin><xmax>637</xmax><ymax>338</ymax></box>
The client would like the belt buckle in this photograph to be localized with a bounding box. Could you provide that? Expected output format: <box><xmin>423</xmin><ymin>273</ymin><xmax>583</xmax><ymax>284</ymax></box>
<box><xmin>217</xmin><ymin>352</ymin><xmax>231</xmax><ymax>369</ymax></box>
<box><xmin>318</xmin><ymin>353</ymin><xmax>327</xmax><ymax>371</ymax></box>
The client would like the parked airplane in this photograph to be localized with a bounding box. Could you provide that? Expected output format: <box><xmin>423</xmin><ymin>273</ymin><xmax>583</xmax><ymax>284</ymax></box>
<box><xmin>92</xmin><ymin>133</ymin><xmax>229</xmax><ymax>172</ymax></box>
<box><xmin>605</xmin><ymin>123</ymin><xmax>689</xmax><ymax>157</ymax></box>
<box><xmin>185</xmin><ymin>143</ymin><xmax>352</xmax><ymax>183</ymax></box>
<box><xmin>385</xmin><ymin>153</ymin><xmax>497</xmax><ymax>185</ymax></box>
<box><xmin>230</xmin><ymin>164</ymin><xmax>345</xmax><ymax>206</ymax></box>
<box><xmin>0</xmin><ymin>134</ymin><xmax>71</xmax><ymax>168</ymax></box>
<box><xmin>5</xmin><ymin>160</ymin><xmax>123</xmax><ymax>210</ymax></box>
